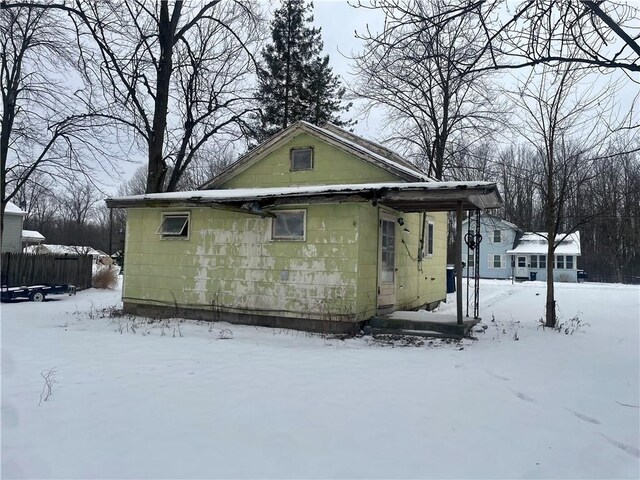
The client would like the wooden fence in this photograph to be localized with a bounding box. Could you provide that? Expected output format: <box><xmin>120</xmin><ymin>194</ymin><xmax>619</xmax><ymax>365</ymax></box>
<box><xmin>1</xmin><ymin>253</ymin><xmax>93</xmax><ymax>290</ymax></box>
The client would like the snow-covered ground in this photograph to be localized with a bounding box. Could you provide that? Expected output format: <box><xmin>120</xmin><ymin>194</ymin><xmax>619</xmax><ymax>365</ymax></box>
<box><xmin>2</xmin><ymin>279</ymin><xmax>639</xmax><ymax>479</ymax></box>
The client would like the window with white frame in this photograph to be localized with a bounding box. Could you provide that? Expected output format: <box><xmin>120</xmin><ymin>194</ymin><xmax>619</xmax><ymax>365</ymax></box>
<box><xmin>493</xmin><ymin>229</ymin><xmax>501</xmax><ymax>243</ymax></box>
<box><xmin>290</xmin><ymin>147</ymin><xmax>313</xmax><ymax>171</ymax></box>
<box><xmin>426</xmin><ymin>220</ymin><xmax>435</xmax><ymax>256</ymax></box>
<box><xmin>490</xmin><ymin>254</ymin><xmax>503</xmax><ymax>269</ymax></box>
<box><xmin>156</xmin><ymin>212</ymin><xmax>190</xmax><ymax>239</ymax></box>
<box><xmin>530</xmin><ymin>255</ymin><xmax>538</xmax><ymax>268</ymax></box>
<box><xmin>556</xmin><ymin>255</ymin><xmax>565</xmax><ymax>269</ymax></box>
<box><xmin>566</xmin><ymin>255</ymin><xmax>574</xmax><ymax>269</ymax></box>
<box><xmin>539</xmin><ymin>255</ymin><xmax>547</xmax><ymax>269</ymax></box>
<box><xmin>467</xmin><ymin>253</ymin><xmax>475</xmax><ymax>268</ymax></box>
<box><xmin>272</xmin><ymin>210</ymin><xmax>306</xmax><ymax>240</ymax></box>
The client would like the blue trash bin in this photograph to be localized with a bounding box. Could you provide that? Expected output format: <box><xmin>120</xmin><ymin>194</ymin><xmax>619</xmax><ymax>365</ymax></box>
<box><xmin>446</xmin><ymin>266</ymin><xmax>456</xmax><ymax>293</ymax></box>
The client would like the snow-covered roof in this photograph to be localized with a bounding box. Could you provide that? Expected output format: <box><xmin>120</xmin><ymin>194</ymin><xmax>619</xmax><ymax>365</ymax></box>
<box><xmin>506</xmin><ymin>232</ymin><xmax>581</xmax><ymax>255</ymax></box>
<box><xmin>106</xmin><ymin>181</ymin><xmax>504</xmax><ymax>212</ymax></box>
<box><xmin>21</xmin><ymin>230</ymin><xmax>45</xmax><ymax>241</ymax></box>
<box><xmin>4</xmin><ymin>201</ymin><xmax>26</xmax><ymax>215</ymax></box>
<box><xmin>202</xmin><ymin>121</ymin><xmax>431</xmax><ymax>188</ymax></box>
<box><xmin>24</xmin><ymin>244</ymin><xmax>108</xmax><ymax>257</ymax></box>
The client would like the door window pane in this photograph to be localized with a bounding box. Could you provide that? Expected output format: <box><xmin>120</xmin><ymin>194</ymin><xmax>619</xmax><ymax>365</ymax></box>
<box><xmin>381</xmin><ymin>220</ymin><xmax>395</xmax><ymax>283</ymax></box>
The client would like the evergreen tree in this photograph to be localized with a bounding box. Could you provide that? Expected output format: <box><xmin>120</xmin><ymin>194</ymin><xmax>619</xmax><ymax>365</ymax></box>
<box><xmin>253</xmin><ymin>0</ymin><xmax>352</xmax><ymax>141</ymax></box>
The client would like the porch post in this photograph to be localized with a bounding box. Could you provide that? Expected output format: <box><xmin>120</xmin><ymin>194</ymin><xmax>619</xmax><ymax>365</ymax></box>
<box><xmin>456</xmin><ymin>202</ymin><xmax>463</xmax><ymax>325</ymax></box>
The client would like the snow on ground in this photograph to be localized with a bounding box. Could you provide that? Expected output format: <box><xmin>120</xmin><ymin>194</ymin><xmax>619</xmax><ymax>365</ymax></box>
<box><xmin>2</xmin><ymin>279</ymin><xmax>639</xmax><ymax>479</ymax></box>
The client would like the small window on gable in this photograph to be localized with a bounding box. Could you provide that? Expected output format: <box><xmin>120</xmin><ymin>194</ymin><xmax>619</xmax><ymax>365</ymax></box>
<box><xmin>493</xmin><ymin>229</ymin><xmax>501</xmax><ymax>243</ymax></box>
<box><xmin>157</xmin><ymin>212</ymin><xmax>190</xmax><ymax>240</ymax></box>
<box><xmin>290</xmin><ymin>147</ymin><xmax>313</xmax><ymax>171</ymax></box>
<box><xmin>272</xmin><ymin>210</ymin><xmax>306</xmax><ymax>240</ymax></box>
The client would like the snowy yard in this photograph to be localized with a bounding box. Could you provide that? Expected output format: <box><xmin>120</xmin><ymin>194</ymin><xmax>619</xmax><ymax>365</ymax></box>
<box><xmin>2</xmin><ymin>279</ymin><xmax>639</xmax><ymax>479</ymax></box>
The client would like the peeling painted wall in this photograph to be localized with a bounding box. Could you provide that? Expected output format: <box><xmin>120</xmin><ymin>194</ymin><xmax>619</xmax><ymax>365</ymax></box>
<box><xmin>124</xmin><ymin>204</ymin><xmax>365</xmax><ymax>321</ymax></box>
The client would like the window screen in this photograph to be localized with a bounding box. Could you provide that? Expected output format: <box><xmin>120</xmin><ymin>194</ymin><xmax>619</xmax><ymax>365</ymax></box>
<box><xmin>290</xmin><ymin>148</ymin><xmax>313</xmax><ymax>171</ymax></box>
<box><xmin>157</xmin><ymin>213</ymin><xmax>189</xmax><ymax>239</ymax></box>
<box><xmin>272</xmin><ymin>211</ymin><xmax>305</xmax><ymax>240</ymax></box>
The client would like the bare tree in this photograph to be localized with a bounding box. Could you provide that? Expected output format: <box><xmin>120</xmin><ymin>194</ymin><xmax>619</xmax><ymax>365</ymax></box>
<box><xmin>352</xmin><ymin>0</ymin><xmax>504</xmax><ymax>179</ymax></box>
<box><xmin>0</xmin><ymin>4</ymin><xmax>118</xmax><ymax>250</ymax></box>
<box><xmin>506</xmin><ymin>64</ymin><xmax>622</xmax><ymax>327</ymax></box>
<box><xmin>374</xmin><ymin>0</ymin><xmax>640</xmax><ymax>74</ymax></box>
<box><xmin>3</xmin><ymin>1</ymin><xmax>264</xmax><ymax>194</ymax></box>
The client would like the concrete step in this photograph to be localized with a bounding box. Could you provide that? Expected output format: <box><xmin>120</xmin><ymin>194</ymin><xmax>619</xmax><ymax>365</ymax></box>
<box><xmin>368</xmin><ymin>316</ymin><xmax>476</xmax><ymax>336</ymax></box>
<box><xmin>365</xmin><ymin>326</ymin><xmax>464</xmax><ymax>340</ymax></box>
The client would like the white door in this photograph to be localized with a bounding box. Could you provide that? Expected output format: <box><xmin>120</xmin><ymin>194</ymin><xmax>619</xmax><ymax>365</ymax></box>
<box><xmin>515</xmin><ymin>255</ymin><xmax>529</xmax><ymax>278</ymax></box>
<box><xmin>378</xmin><ymin>216</ymin><xmax>396</xmax><ymax>310</ymax></box>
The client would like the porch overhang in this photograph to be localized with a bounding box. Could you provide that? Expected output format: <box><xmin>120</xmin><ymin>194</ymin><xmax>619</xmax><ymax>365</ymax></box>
<box><xmin>105</xmin><ymin>181</ymin><xmax>502</xmax><ymax>213</ymax></box>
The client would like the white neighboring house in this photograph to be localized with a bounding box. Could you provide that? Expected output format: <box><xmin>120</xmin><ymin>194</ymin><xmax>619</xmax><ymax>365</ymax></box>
<box><xmin>506</xmin><ymin>232</ymin><xmax>582</xmax><ymax>282</ymax></box>
<box><xmin>24</xmin><ymin>244</ymin><xmax>112</xmax><ymax>265</ymax></box>
<box><xmin>1</xmin><ymin>202</ymin><xmax>26</xmax><ymax>253</ymax></box>
<box><xmin>22</xmin><ymin>230</ymin><xmax>45</xmax><ymax>250</ymax></box>
<box><xmin>461</xmin><ymin>215</ymin><xmax>522</xmax><ymax>280</ymax></box>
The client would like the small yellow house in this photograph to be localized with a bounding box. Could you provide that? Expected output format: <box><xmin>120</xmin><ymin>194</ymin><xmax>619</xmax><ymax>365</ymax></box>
<box><xmin>107</xmin><ymin>122</ymin><xmax>501</xmax><ymax>333</ymax></box>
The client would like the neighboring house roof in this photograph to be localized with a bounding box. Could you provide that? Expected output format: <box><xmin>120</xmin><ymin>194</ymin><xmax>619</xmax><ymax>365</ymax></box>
<box><xmin>462</xmin><ymin>213</ymin><xmax>521</xmax><ymax>232</ymax></box>
<box><xmin>106</xmin><ymin>181</ymin><xmax>503</xmax><ymax>213</ymax></box>
<box><xmin>24</xmin><ymin>244</ymin><xmax>108</xmax><ymax>257</ymax></box>
<box><xmin>201</xmin><ymin>121</ymin><xmax>432</xmax><ymax>188</ymax></box>
<box><xmin>21</xmin><ymin>230</ymin><xmax>45</xmax><ymax>242</ymax></box>
<box><xmin>506</xmin><ymin>232</ymin><xmax>581</xmax><ymax>256</ymax></box>
<box><xmin>4</xmin><ymin>201</ymin><xmax>26</xmax><ymax>216</ymax></box>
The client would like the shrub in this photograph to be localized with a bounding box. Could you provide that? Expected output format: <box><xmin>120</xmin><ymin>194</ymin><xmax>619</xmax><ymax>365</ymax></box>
<box><xmin>92</xmin><ymin>266</ymin><xmax>119</xmax><ymax>289</ymax></box>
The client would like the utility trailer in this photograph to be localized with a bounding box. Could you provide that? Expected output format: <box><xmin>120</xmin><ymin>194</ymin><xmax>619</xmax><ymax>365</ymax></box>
<box><xmin>1</xmin><ymin>284</ymin><xmax>77</xmax><ymax>302</ymax></box>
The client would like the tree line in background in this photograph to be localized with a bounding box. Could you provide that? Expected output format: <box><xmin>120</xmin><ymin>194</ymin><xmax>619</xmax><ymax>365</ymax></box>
<box><xmin>2</xmin><ymin>0</ymin><xmax>639</xmax><ymax>324</ymax></box>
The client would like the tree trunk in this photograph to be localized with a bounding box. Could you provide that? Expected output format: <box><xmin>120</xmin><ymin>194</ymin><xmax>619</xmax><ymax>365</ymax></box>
<box><xmin>145</xmin><ymin>1</ymin><xmax>182</xmax><ymax>194</ymax></box>
<box><xmin>545</xmin><ymin>231</ymin><xmax>556</xmax><ymax>328</ymax></box>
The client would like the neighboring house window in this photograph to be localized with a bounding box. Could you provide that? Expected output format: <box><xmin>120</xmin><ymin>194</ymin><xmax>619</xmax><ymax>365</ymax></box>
<box><xmin>426</xmin><ymin>220</ymin><xmax>435</xmax><ymax>256</ymax></box>
<box><xmin>530</xmin><ymin>256</ymin><xmax>538</xmax><ymax>268</ymax></box>
<box><xmin>272</xmin><ymin>210</ymin><xmax>306</xmax><ymax>240</ymax></box>
<box><xmin>157</xmin><ymin>212</ymin><xmax>190</xmax><ymax>240</ymax></box>
<box><xmin>290</xmin><ymin>147</ymin><xmax>313</xmax><ymax>171</ymax></box>
<box><xmin>467</xmin><ymin>253</ymin><xmax>475</xmax><ymax>268</ymax></box>
<box><xmin>539</xmin><ymin>255</ymin><xmax>546</xmax><ymax>269</ymax></box>
<box><xmin>490</xmin><ymin>254</ymin><xmax>502</xmax><ymax>269</ymax></box>
<box><xmin>493</xmin><ymin>229</ymin><xmax>501</xmax><ymax>243</ymax></box>
<box><xmin>566</xmin><ymin>255</ymin><xmax>574</xmax><ymax>269</ymax></box>
<box><xmin>556</xmin><ymin>255</ymin><xmax>565</xmax><ymax>269</ymax></box>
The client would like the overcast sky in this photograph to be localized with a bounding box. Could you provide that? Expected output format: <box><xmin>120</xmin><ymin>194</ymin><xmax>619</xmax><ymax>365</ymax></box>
<box><xmin>113</xmin><ymin>0</ymin><xmax>638</xmax><ymax>191</ymax></box>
